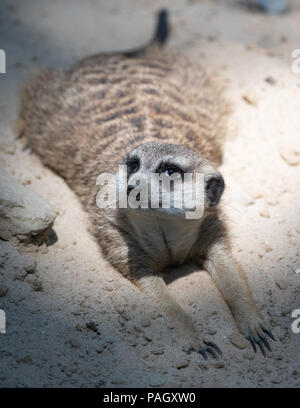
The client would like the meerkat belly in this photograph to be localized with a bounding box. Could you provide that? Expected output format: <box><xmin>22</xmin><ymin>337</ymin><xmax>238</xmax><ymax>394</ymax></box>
<box><xmin>128</xmin><ymin>214</ymin><xmax>199</xmax><ymax>266</ymax></box>
<box><xmin>160</xmin><ymin>222</ymin><xmax>200</xmax><ymax>265</ymax></box>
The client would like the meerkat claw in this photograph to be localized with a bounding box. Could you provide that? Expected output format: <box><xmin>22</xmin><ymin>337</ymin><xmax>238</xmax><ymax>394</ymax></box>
<box><xmin>247</xmin><ymin>329</ymin><xmax>275</xmax><ymax>356</ymax></box>
<box><xmin>185</xmin><ymin>342</ymin><xmax>221</xmax><ymax>359</ymax></box>
<box><xmin>204</xmin><ymin>341</ymin><xmax>222</xmax><ymax>356</ymax></box>
<box><xmin>259</xmin><ymin>333</ymin><xmax>272</xmax><ymax>351</ymax></box>
<box><xmin>247</xmin><ymin>335</ymin><xmax>257</xmax><ymax>353</ymax></box>
<box><xmin>263</xmin><ymin>329</ymin><xmax>276</xmax><ymax>342</ymax></box>
<box><xmin>205</xmin><ymin>346</ymin><xmax>218</xmax><ymax>359</ymax></box>
<box><xmin>256</xmin><ymin>339</ymin><xmax>266</xmax><ymax>357</ymax></box>
<box><xmin>198</xmin><ymin>349</ymin><xmax>208</xmax><ymax>360</ymax></box>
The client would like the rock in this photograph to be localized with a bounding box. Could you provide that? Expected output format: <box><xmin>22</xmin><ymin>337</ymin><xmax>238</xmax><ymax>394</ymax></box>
<box><xmin>14</xmin><ymin>268</ymin><xmax>28</xmax><ymax>281</ymax></box>
<box><xmin>0</xmin><ymin>282</ymin><xmax>8</xmax><ymax>297</ymax></box>
<box><xmin>128</xmin><ymin>338</ymin><xmax>137</xmax><ymax>347</ymax></box>
<box><xmin>248</xmin><ymin>186</ymin><xmax>263</xmax><ymax>200</ymax></box>
<box><xmin>151</xmin><ymin>345</ymin><xmax>164</xmax><ymax>355</ymax></box>
<box><xmin>197</xmin><ymin>362</ymin><xmax>208</xmax><ymax>370</ymax></box>
<box><xmin>295</xmin><ymin>268</ymin><xmax>300</xmax><ymax>275</ymax></box>
<box><xmin>86</xmin><ymin>321</ymin><xmax>100</xmax><ymax>334</ymax></box>
<box><xmin>103</xmin><ymin>284</ymin><xmax>114</xmax><ymax>292</ymax></box>
<box><xmin>266</xmin><ymin>196</ymin><xmax>279</xmax><ymax>206</ymax></box>
<box><xmin>0</xmin><ymin>169</ymin><xmax>56</xmax><ymax>244</ymax></box>
<box><xmin>115</xmin><ymin>306</ymin><xmax>130</xmax><ymax>321</ymax></box>
<box><xmin>230</xmin><ymin>333</ymin><xmax>249</xmax><ymax>350</ymax></box>
<box><xmin>176</xmin><ymin>358</ymin><xmax>190</xmax><ymax>369</ymax></box>
<box><xmin>21</xmin><ymin>178</ymin><xmax>32</xmax><ymax>186</ymax></box>
<box><xmin>261</xmin><ymin>242</ymin><xmax>273</xmax><ymax>253</ymax></box>
<box><xmin>141</xmin><ymin>318</ymin><xmax>151</xmax><ymax>328</ymax></box>
<box><xmin>95</xmin><ymin>345</ymin><xmax>105</xmax><ymax>353</ymax></box>
<box><xmin>24</xmin><ymin>259</ymin><xmax>37</xmax><ymax>274</ymax></box>
<box><xmin>279</xmin><ymin>146</ymin><xmax>300</xmax><ymax>166</ymax></box>
<box><xmin>271</xmin><ymin>375</ymin><xmax>282</xmax><ymax>384</ymax></box>
<box><xmin>213</xmin><ymin>361</ymin><xmax>225</xmax><ymax>369</ymax></box>
<box><xmin>143</xmin><ymin>332</ymin><xmax>152</xmax><ymax>342</ymax></box>
<box><xmin>265</xmin><ymin>76</ymin><xmax>276</xmax><ymax>85</ymax></box>
<box><xmin>242</xmin><ymin>90</ymin><xmax>259</xmax><ymax>107</ymax></box>
<box><xmin>275</xmin><ymin>279</ymin><xmax>288</xmax><ymax>290</ymax></box>
<box><xmin>149</xmin><ymin>374</ymin><xmax>166</xmax><ymax>387</ymax></box>
<box><xmin>259</xmin><ymin>202</ymin><xmax>270</xmax><ymax>218</ymax></box>
<box><xmin>139</xmin><ymin>337</ymin><xmax>148</xmax><ymax>347</ymax></box>
<box><xmin>26</xmin><ymin>275</ymin><xmax>43</xmax><ymax>291</ymax></box>
<box><xmin>134</xmin><ymin>324</ymin><xmax>143</xmax><ymax>334</ymax></box>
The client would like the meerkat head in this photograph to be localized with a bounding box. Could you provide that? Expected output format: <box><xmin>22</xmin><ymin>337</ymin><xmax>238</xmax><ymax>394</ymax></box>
<box><xmin>117</xmin><ymin>142</ymin><xmax>224</xmax><ymax>220</ymax></box>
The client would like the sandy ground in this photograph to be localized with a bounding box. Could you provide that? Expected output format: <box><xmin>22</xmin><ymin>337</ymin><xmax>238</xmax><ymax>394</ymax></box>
<box><xmin>0</xmin><ymin>0</ymin><xmax>299</xmax><ymax>388</ymax></box>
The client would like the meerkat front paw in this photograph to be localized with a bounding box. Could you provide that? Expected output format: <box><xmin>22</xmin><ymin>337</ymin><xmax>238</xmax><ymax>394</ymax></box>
<box><xmin>245</xmin><ymin>324</ymin><xmax>275</xmax><ymax>357</ymax></box>
<box><xmin>235</xmin><ymin>311</ymin><xmax>276</xmax><ymax>357</ymax></box>
<box><xmin>195</xmin><ymin>341</ymin><xmax>222</xmax><ymax>360</ymax></box>
<box><xmin>181</xmin><ymin>334</ymin><xmax>222</xmax><ymax>360</ymax></box>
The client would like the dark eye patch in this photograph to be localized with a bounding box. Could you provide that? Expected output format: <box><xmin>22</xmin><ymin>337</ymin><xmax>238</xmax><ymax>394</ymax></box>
<box><xmin>157</xmin><ymin>162</ymin><xmax>183</xmax><ymax>178</ymax></box>
<box><xmin>125</xmin><ymin>156</ymin><xmax>140</xmax><ymax>175</ymax></box>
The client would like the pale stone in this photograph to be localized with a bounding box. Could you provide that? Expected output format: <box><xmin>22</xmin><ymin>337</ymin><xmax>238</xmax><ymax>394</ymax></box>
<box><xmin>0</xmin><ymin>169</ymin><xmax>56</xmax><ymax>244</ymax></box>
<box><xmin>230</xmin><ymin>333</ymin><xmax>249</xmax><ymax>349</ymax></box>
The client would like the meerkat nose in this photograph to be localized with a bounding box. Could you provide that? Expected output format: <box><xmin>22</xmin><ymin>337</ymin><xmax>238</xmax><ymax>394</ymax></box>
<box><xmin>206</xmin><ymin>173</ymin><xmax>225</xmax><ymax>206</ymax></box>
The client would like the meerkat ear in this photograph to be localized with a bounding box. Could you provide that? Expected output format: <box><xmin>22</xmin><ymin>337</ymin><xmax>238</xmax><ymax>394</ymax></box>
<box><xmin>205</xmin><ymin>173</ymin><xmax>225</xmax><ymax>206</ymax></box>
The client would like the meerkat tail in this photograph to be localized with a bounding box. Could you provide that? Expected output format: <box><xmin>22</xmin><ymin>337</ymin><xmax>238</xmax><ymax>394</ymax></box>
<box><xmin>123</xmin><ymin>9</ymin><xmax>169</xmax><ymax>58</ymax></box>
<box><xmin>151</xmin><ymin>9</ymin><xmax>169</xmax><ymax>46</ymax></box>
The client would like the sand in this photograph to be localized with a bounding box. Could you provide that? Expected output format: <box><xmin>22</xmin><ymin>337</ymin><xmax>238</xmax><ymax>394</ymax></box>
<box><xmin>0</xmin><ymin>0</ymin><xmax>299</xmax><ymax>387</ymax></box>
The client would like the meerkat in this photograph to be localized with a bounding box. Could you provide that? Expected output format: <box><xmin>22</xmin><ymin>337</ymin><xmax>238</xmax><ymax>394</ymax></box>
<box><xmin>19</xmin><ymin>10</ymin><xmax>275</xmax><ymax>358</ymax></box>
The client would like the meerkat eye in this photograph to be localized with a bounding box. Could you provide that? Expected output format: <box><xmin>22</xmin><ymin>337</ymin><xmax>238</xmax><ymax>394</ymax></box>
<box><xmin>126</xmin><ymin>158</ymin><xmax>139</xmax><ymax>174</ymax></box>
<box><xmin>163</xmin><ymin>165</ymin><xmax>182</xmax><ymax>177</ymax></box>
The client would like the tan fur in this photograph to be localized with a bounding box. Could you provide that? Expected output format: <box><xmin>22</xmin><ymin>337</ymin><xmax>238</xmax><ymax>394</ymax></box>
<box><xmin>19</xmin><ymin>47</ymin><xmax>267</xmax><ymax>351</ymax></box>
